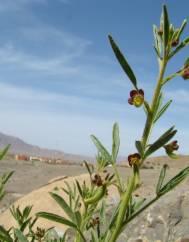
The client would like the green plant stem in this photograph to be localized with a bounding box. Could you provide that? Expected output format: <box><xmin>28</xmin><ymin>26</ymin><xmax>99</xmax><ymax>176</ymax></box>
<box><xmin>141</xmin><ymin>59</ymin><xmax>167</xmax><ymax>156</ymax></box>
<box><xmin>108</xmin><ymin>173</ymin><xmax>136</xmax><ymax>242</ymax></box>
<box><xmin>74</xmin><ymin>230</ymin><xmax>86</xmax><ymax>242</ymax></box>
<box><xmin>133</xmin><ymin>165</ymin><xmax>140</xmax><ymax>188</ymax></box>
<box><xmin>107</xmin><ymin>59</ymin><xmax>168</xmax><ymax>242</ymax></box>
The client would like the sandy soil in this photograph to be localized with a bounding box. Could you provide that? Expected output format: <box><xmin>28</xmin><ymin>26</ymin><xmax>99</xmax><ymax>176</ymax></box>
<box><xmin>0</xmin><ymin>156</ymin><xmax>189</xmax><ymax>231</ymax></box>
<box><xmin>1</xmin><ymin>155</ymin><xmax>189</xmax><ymax>211</ymax></box>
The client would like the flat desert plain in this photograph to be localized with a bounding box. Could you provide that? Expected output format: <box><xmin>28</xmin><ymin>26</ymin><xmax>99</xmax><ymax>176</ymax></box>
<box><xmin>1</xmin><ymin>155</ymin><xmax>189</xmax><ymax>212</ymax></box>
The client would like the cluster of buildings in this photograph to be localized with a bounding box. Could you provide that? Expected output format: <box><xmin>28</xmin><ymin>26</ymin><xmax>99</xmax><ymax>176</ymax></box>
<box><xmin>15</xmin><ymin>154</ymin><xmax>61</xmax><ymax>164</ymax></box>
<box><xmin>14</xmin><ymin>154</ymin><xmax>78</xmax><ymax>165</ymax></box>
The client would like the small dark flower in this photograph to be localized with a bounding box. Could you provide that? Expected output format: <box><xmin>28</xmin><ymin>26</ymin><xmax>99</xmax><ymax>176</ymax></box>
<box><xmin>128</xmin><ymin>89</ymin><xmax>144</xmax><ymax>108</ymax></box>
<box><xmin>92</xmin><ymin>174</ymin><xmax>103</xmax><ymax>186</ymax></box>
<box><xmin>164</xmin><ymin>140</ymin><xmax>179</xmax><ymax>153</ymax></box>
<box><xmin>90</xmin><ymin>217</ymin><xmax>100</xmax><ymax>227</ymax></box>
<box><xmin>35</xmin><ymin>227</ymin><xmax>45</xmax><ymax>239</ymax></box>
<box><xmin>128</xmin><ymin>153</ymin><xmax>141</xmax><ymax>167</ymax></box>
<box><xmin>171</xmin><ymin>38</ymin><xmax>179</xmax><ymax>47</ymax></box>
<box><xmin>182</xmin><ymin>67</ymin><xmax>189</xmax><ymax>80</ymax></box>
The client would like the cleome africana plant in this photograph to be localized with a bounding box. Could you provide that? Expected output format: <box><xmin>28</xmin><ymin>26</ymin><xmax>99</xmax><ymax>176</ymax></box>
<box><xmin>36</xmin><ymin>5</ymin><xmax>189</xmax><ymax>242</ymax></box>
<box><xmin>1</xmin><ymin>4</ymin><xmax>189</xmax><ymax>242</ymax></box>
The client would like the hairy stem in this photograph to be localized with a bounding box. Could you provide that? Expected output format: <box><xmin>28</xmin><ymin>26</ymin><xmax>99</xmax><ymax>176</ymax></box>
<box><xmin>108</xmin><ymin>174</ymin><xmax>136</xmax><ymax>242</ymax></box>
<box><xmin>106</xmin><ymin>60</ymin><xmax>168</xmax><ymax>242</ymax></box>
<box><xmin>141</xmin><ymin>59</ymin><xmax>167</xmax><ymax>157</ymax></box>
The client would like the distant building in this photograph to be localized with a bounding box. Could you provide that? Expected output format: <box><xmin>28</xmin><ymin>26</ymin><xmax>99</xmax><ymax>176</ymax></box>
<box><xmin>15</xmin><ymin>154</ymin><xmax>29</xmax><ymax>161</ymax></box>
<box><xmin>29</xmin><ymin>156</ymin><xmax>42</xmax><ymax>162</ymax></box>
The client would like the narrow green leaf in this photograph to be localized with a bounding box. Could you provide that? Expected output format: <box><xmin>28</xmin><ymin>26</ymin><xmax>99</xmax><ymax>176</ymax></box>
<box><xmin>108</xmin><ymin>35</ymin><xmax>138</xmax><ymax>89</ymax></box>
<box><xmin>75</xmin><ymin>211</ymin><xmax>82</xmax><ymax>227</ymax></box>
<box><xmin>1</xmin><ymin>171</ymin><xmax>14</xmax><ymax>185</ymax></box>
<box><xmin>29</xmin><ymin>217</ymin><xmax>38</xmax><ymax>229</ymax></box>
<box><xmin>169</xmin><ymin>24</ymin><xmax>175</xmax><ymax>42</ymax></box>
<box><xmin>112</xmin><ymin>123</ymin><xmax>120</xmax><ymax>162</ymax></box>
<box><xmin>23</xmin><ymin>206</ymin><xmax>32</xmax><ymax>220</ymax></box>
<box><xmin>135</xmin><ymin>140</ymin><xmax>143</xmax><ymax>157</ymax></box>
<box><xmin>108</xmin><ymin>202</ymin><xmax>120</xmax><ymax>229</ymax></box>
<box><xmin>61</xmin><ymin>231</ymin><xmax>67</xmax><ymax>242</ymax></box>
<box><xmin>0</xmin><ymin>144</ymin><xmax>10</xmax><ymax>160</ymax></box>
<box><xmin>144</xmin><ymin>101</ymin><xmax>151</xmax><ymax>115</ymax></box>
<box><xmin>96</xmin><ymin>153</ymin><xmax>108</xmax><ymax>170</ymax></box>
<box><xmin>91</xmin><ymin>135</ymin><xmax>111</xmax><ymax>162</ymax></box>
<box><xmin>37</xmin><ymin>212</ymin><xmax>77</xmax><ymax>229</ymax></box>
<box><xmin>153</xmin><ymin>100</ymin><xmax>172</xmax><ymax>123</ymax></box>
<box><xmin>75</xmin><ymin>180</ymin><xmax>83</xmax><ymax>198</ymax></box>
<box><xmin>14</xmin><ymin>229</ymin><xmax>29</xmax><ymax>242</ymax></box>
<box><xmin>153</xmin><ymin>25</ymin><xmax>161</xmax><ymax>57</ymax></box>
<box><xmin>133</xmin><ymin>198</ymin><xmax>146</xmax><ymax>212</ymax></box>
<box><xmin>176</xmin><ymin>19</ymin><xmax>187</xmax><ymax>40</ymax></box>
<box><xmin>153</xmin><ymin>92</ymin><xmax>163</xmax><ymax>118</ymax></box>
<box><xmin>159</xmin><ymin>166</ymin><xmax>189</xmax><ymax>196</ymax></box>
<box><xmin>153</xmin><ymin>46</ymin><xmax>162</xmax><ymax>59</ymax></box>
<box><xmin>20</xmin><ymin>218</ymin><xmax>31</xmax><ymax>232</ymax></box>
<box><xmin>163</xmin><ymin>5</ymin><xmax>170</xmax><ymax>52</ymax></box>
<box><xmin>62</xmin><ymin>188</ymin><xmax>69</xmax><ymax>196</ymax></box>
<box><xmin>144</xmin><ymin>126</ymin><xmax>177</xmax><ymax>158</ymax></box>
<box><xmin>83</xmin><ymin>160</ymin><xmax>93</xmax><ymax>177</ymax></box>
<box><xmin>0</xmin><ymin>225</ymin><xmax>13</xmax><ymax>242</ymax></box>
<box><xmin>99</xmin><ymin>200</ymin><xmax>106</xmax><ymax>221</ymax></box>
<box><xmin>156</xmin><ymin>164</ymin><xmax>169</xmax><ymax>195</ymax></box>
<box><xmin>157</xmin><ymin>126</ymin><xmax>175</xmax><ymax>140</ymax></box>
<box><xmin>49</xmin><ymin>192</ymin><xmax>76</xmax><ymax>223</ymax></box>
<box><xmin>184</xmin><ymin>57</ymin><xmax>189</xmax><ymax>67</ymax></box>
<box><xmin>169</xmin><ymin>36</ymin><xmax>189</xmax><ymax>58</ymax></box>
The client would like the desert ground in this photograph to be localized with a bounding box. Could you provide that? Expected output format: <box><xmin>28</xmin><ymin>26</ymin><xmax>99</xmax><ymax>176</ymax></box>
<box><xmin>1</xmin><ymin>156</ymin><xmax>189</xmax><ymax>241</ymax></box>
<box><xmin>1</xmin><ymin>155</ymin><xmax>189</xmax><ymax>212</ymax></box>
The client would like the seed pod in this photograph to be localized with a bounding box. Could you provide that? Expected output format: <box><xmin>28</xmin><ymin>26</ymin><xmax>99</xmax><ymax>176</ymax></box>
<box><xmin>84</xmin><ymin>185</ymin><xmax>106</xmax><ymax>205</ymax></box>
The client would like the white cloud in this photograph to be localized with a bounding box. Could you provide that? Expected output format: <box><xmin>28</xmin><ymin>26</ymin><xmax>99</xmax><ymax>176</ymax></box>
<box><xmin>0</xmin><ymin>24</ymin><xmax>91</xmax><ymax>74</ymax></box>
<box><xmin>0</xmin><ymin>82</ymin><xmax>144</xmax><ymax>155</ymax></box>
<box><xmin>0</xmin><ymin>44</ymin><xmax>78</xmax><ymax>74</ymax></box>
<box><xmin>0</xmin><ymin>82</ymin><xmax>189</xmax><ymax>156</ymax></box>
<box><xmin>0</xmin><ymin>82</ymin><xmax>128</xmax><ymax>115</ymax></box>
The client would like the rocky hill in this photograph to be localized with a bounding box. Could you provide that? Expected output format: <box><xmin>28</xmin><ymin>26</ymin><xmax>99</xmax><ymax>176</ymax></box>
<box><xmin>0</xmin><ymin>132</ymin><xmax>92</xmax><ymax>161</ymax></box>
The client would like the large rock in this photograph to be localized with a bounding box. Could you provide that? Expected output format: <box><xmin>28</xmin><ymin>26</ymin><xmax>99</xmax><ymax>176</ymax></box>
<box><xmin>0</xmin><ymin>173</ymin><xmax>118</xmax><ymax>231</ymax></box>
<box><xmin>1</xmin><ymin>173</ymin><xmax>189</xmax><ymax>242</ymax></box>
<box><xmin>118</xmin><ymin>186</ymin><xmax>189</xmax><ymax>242</ymax></box>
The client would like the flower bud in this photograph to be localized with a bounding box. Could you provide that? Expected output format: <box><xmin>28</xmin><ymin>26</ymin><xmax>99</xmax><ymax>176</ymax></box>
<box><xmin>171</xmin><ymin>38</ymin><xmax>179</xmax><ymax>47</ymax></box>
<box><xmin>128</xmin><ymin>89</ymin><xmax>144</xmax><ymax>108</ymax></box>
<box><xmin>128</xmin><ymin>153</ymin><xmax>141</xmax><ymax>167</ymax></box>
<box><xmin>164</xmin><ymin>140</ymin><xmax>179</xmax><ymax>153</ymax></box>
<box><xmin>157</xmin><ymin>28</ymin><xmax>163</xmax><ymax>36</ymax></box>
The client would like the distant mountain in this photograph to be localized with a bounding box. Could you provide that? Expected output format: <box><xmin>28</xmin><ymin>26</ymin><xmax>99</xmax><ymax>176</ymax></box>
<box><xmin>0</xmin><ymin>132</ymin><xmax>93</xmax><ymax>162</ymax></box>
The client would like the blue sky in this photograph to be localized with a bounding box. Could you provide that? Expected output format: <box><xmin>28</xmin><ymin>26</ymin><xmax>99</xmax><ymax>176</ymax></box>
<box><xmin>0</xmin><ymin>0</ymin><xmax>189</xmax><ymax>157</ymax></box>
